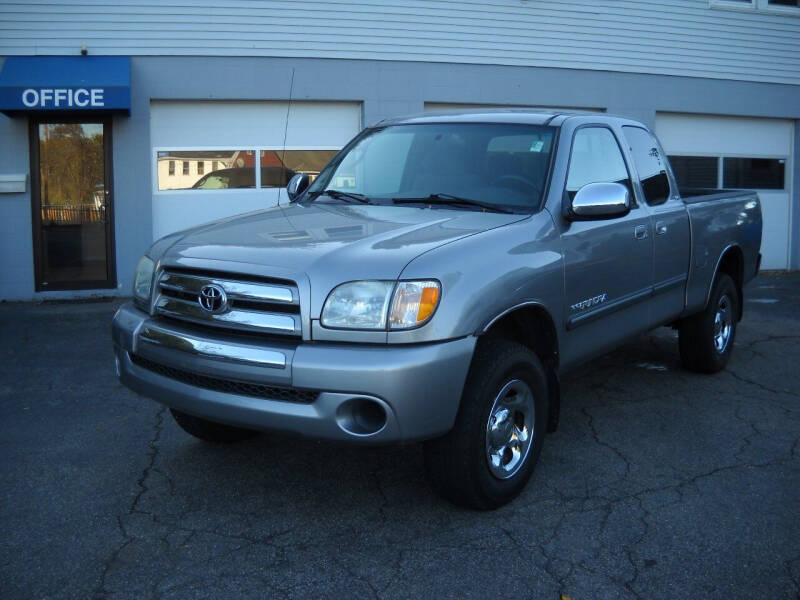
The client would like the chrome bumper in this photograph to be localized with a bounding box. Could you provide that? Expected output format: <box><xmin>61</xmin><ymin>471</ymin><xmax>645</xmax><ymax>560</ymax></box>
<box><xmin>112</xmin><ymin>302</ymin><xmax>476</xmax><ymax>443</ymax></box>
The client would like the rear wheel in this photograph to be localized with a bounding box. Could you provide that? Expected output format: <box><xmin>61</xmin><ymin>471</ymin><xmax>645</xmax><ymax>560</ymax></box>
<box><xmin>170</xmin><ymin>408</ymin><xmax>258</xmax><ymax>443</ymax></box>
<box><xmin>679</xmin><ymin>273</ymin><xmax>739</xmax><ymax>373</ymax></box>
<box><xmin>423</xmin><ymin>340</ymin><xmax>548</xmax><ymax>510</ymax></box>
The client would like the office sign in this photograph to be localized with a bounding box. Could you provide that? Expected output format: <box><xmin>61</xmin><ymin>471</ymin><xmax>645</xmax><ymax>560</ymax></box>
<box><xmin>0</xmin><ymin>56</ymin><xmax>130</xmax><ymax>114</ymax></box>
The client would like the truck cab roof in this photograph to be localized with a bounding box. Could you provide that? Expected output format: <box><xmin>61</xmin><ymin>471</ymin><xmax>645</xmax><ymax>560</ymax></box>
<box><xmin>374</xmin><ymin>110</ymin><xmax>646</xmax><ymax>129</ymax></box>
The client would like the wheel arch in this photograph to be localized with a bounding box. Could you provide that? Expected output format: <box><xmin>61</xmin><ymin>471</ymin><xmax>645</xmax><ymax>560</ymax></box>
<box><xmin>478</xmin><ymin>302</ymin><xmax>561</xmax><ymax>432</ymax></box>
<box><xmin>709</xmin><ymin>244</ymin><xmax>745</xmax><ymax>321</ymax></box>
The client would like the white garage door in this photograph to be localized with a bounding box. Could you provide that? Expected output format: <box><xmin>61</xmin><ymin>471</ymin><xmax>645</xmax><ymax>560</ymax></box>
<box><xmin>656</xmin><ymin>113</ymin><xmax>794</xmax><ymax>270</ymax></box>
<box><xmin>150</xmin><ymin>100</ymin><xmax>362</xmax><ymax>240</ymax></box>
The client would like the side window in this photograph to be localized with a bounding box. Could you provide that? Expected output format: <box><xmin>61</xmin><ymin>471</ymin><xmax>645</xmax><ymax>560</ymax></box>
<box><xmin>566</xmin><ymin>127</ymin><xmax>632</xmax><ymax>200</ymax></box>
<box><xmin>622</xmin><ymin>126</ymin><xmax>672</xmax><ymax>205</ymax></box>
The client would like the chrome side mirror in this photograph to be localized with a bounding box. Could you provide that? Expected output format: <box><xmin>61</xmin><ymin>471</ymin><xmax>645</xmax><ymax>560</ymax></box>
<box><xmin>286</xmin><ymin>173</ymin><xmax>311</xmax><ymax>201</ymax></box>
<box><xmin>568</xmin><ymin>182</ymin><xmax>631</xmax><ymax>220</ymax></box>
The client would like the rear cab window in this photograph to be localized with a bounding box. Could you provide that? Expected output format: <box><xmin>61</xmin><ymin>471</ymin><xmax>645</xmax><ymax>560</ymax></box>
<box><xmin>622</xmin><ymin>126</ymin><xmax>673</xmax><ymax>205</ymax></box>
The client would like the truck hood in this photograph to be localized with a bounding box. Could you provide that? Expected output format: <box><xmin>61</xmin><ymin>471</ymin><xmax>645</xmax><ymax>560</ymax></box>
<box><xmin>162</xmin><ymin>202</ymin><xmax>526</xmax><ymax>284</ymax></box>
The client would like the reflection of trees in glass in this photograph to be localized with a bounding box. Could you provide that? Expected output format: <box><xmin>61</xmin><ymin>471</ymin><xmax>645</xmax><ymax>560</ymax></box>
<box><xmin>39</xmin><ymin>123</ymin><xmax>104</xmax><ymax>208</ymax></box>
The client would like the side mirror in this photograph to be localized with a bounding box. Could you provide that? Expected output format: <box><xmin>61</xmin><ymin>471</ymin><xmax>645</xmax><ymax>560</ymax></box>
<box><xmin>286</xmin><ymin>173</ymin><xmax>311</xmax><ymax>201</ymax></box>
<box><xmin>567</xmin><ymin>182</ymin><xmax>631</xmax><ymax>220</ymax></box>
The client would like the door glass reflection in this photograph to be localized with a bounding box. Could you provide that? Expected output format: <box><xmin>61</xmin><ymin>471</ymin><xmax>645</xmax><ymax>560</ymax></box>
<box><xmin>38</xmin><ymin>123</ymin><xmax>109</xmax><ymax>285</ymax></box>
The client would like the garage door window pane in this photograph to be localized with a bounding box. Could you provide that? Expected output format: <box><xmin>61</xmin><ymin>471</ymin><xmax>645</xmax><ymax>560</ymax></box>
<box><xmin>723</xmin><ymin>158</ymin><xmax>785</xmax><ymax>190</ymax></box>
<box><xmin>157</xmin><ymin>151</ymin><xmax>255</xmax><ymax>190</ymax></box>
<box><xmin>259</xmin><ymin>150</ymin><xmax>339</xmax><ymax>187</ymax></box>
<box><xmin>667</xmin><ymin>156</ymin><xmax>718</xmax><ymax>190</ymax></box>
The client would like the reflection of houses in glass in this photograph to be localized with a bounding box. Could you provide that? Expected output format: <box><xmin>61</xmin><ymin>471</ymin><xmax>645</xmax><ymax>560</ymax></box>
<box><xmin>156</xmin><ymin>149</ymin><xmax>339</xmax><ymax>191</ymax></box>
<box><xmin>260</xmin><ymin>150</ymin><xmax>338</xmax><ymax>183</ymax></box>
<box><xmin>157</xmin><ymin>150</ymin><xmax>253</xmax><ymax>190</ymax></box>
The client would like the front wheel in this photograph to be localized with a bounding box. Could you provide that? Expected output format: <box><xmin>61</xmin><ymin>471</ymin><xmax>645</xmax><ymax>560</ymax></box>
<box><xmin>423</xmin><ymin>340</ymin><xmax>548</xmax><ymax>510</ymax></box>
<box><xmin>679</xmin><ymin>273</ymin><xmax>739</xmax><ymax>373</ymax></box>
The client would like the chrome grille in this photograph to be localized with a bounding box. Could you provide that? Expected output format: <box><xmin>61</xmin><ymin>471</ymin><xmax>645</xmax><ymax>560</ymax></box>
<box><xmin>155</xmin><ymin>269</ymin><xmax>301</xmax><ymax>337</ymax></box>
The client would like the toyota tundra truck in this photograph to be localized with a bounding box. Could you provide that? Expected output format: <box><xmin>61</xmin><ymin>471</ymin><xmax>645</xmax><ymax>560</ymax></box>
<box><xmin>112</xmin><ymin>111</ymin><xmax>762</xmax><ymax>509</ymax></box>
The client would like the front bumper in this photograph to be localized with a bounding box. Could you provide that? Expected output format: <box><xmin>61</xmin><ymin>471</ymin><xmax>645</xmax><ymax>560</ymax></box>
<box><xmin>112</xmin><ymin>302</ymin><xmax>475</xmax><ymax>443</ymax></box>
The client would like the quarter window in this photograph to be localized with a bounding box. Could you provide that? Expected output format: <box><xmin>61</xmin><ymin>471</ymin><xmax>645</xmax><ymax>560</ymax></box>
<box><xmin>622</xmin><ymin>126</ymin><xmax>672</xmax><ymax>205</ymax></box>
<box><xmin>566</xmin><ymin>127</ymin><xmax>632</xmax><ymax>200</ymax></box>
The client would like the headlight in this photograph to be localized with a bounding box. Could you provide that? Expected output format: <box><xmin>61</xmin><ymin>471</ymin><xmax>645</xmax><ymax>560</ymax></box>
<box><xmin>133</xmin><ymin>256</ymin><xmax>155</xmax><ymax>309</ymax></box>
<box><xmin>321</xmin><ymin>281</ymin><xmax>394</xmax><ymax>329</ymax></box>
<box><xmin>321</xmin><ymin>279</ymin><xmax>441</xmax><ymax>330</ymax></box>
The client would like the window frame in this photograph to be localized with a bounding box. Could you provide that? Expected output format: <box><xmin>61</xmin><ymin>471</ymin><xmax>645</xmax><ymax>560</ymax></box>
<box><xmin>622</xmin><ymin>125</ymin><xmax>675</xmax><ymax>206</ymax></box>
<box><xmin>710</xmin><ymin>0</ymin><xmax>800</xmax><ymax>14</ymax></box>
<box><xmin>152</xmin><ymin>146</ymin><xmax>343</xmax><ymax>194</ymax></box>
<box><xmin>763</xmin><ymin>0</ymin><xmax>800</xmax><ymax>15</ymax></box>
<box><xmin>709</xmin><ymin>0</ymin><xmax>756</xmax><ymax>12</ymax></box>
<box><xmin>664</xmin><ymin>152</ymin><xmax>789</xmax><ymax>191</ymax></box>
<box><xmin>562</xmin><ymin>123</ymin><xmax>637</xmax><ymax>212</ymax></box>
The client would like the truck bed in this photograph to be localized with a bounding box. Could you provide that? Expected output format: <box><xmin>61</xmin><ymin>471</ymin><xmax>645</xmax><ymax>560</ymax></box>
<box><xmin>681</xmin><ymin>187</ymin><xmax>762</xmax><ymax>314</ymax></box>
<box><xmin>679</xmin><ymin>187</ymin><xmax>756</xmax><ymax>205</ymax></box>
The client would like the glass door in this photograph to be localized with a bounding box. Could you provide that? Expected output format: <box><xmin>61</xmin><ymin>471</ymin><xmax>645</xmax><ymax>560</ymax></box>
<box><xmin>31</xmin><ymin>118</ymin><xmax>115</xmax><ymax>290</ymax></box>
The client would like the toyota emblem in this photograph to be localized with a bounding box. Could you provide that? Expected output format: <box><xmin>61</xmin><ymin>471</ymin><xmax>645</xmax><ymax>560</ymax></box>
<box><xmin>198</xmin><ymin>284</ymin><xmax>228</xmax><ymax>314</ymax></box>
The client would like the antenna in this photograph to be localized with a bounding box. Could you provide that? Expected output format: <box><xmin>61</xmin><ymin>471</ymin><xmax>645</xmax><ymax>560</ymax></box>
<box><xmin>278</xmin><ymin>67</ymin><xmax>295</xmax><ymax>206</ymax></box>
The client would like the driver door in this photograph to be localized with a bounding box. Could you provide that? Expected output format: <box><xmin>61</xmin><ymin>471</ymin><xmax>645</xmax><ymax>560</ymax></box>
<box><xmin>559</xmin><ymin>126</ymin><xmax>655</xmax><ymax>366</ymax></box>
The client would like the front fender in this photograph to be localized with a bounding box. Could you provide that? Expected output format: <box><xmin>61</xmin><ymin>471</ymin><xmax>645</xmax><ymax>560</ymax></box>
<box><xmin>389</xmin><ymin>211</ymin><xmax>565</xmax><ymax>344</ymax></box>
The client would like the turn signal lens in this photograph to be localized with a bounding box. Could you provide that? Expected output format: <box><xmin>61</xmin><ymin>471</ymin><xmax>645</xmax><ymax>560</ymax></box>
<box><xmin>389</xmin><ymin>280</ymin><xmax>441</xmax><ymax>329</ymax></box>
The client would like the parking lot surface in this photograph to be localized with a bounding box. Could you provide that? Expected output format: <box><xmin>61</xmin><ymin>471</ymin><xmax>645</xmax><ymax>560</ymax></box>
<box><xmin>1</xmin><ymin>274</ymin><xmax>799</xmax><ymax>600</ymax></box>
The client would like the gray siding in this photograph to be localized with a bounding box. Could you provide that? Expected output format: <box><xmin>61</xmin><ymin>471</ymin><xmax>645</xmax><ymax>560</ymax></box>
<box><xmin>1</xmin><ymin>0</ymin><xmax>799</xmax><ymax>85</ymax></box>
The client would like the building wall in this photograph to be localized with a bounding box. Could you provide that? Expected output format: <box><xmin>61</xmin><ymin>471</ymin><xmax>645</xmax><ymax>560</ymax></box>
<box><xmin>1</xmin><ymin>0</ymin><xmax>799</xmax><ymax>85</ymax></box>
<box><xmin>1</xmin><ymin>55</ymin><xmax>799</xmax><ymax>300</ymax></box>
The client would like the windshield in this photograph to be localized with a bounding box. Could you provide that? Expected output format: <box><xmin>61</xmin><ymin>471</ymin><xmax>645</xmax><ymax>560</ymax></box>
<box><xmin>306</xmin><ymin>123</ymin><xmax>555</xmax><ymax>212</ymax></box>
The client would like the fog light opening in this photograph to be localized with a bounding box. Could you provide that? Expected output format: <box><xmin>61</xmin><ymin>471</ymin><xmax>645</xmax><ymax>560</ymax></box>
<box><xmin>335</xmin><ymin>397</ymin><xmax>388</xmax><ymax>437</ymax></box>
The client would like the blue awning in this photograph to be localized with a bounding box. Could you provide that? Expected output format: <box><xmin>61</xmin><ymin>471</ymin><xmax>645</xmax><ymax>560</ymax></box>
<box><xmin>0</xmin><ymin>56</ymin><xmax>130</xmax><ymax>116</ymax></box>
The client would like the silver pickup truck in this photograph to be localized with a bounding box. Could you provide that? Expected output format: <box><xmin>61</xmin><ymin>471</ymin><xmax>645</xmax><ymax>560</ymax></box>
<box><xmin>112</xmin><ymin>112</ymin><xmax>762</xmax><ymax>509</ymax></box>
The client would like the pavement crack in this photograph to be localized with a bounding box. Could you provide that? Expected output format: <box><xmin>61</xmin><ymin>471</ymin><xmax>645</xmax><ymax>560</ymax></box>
<box><xmin>130</xmin><ymin>405</ymin><xmax>166</xmax><ymax>515</ymax></box>
<box><xmin>91</xmin><ymin>406</ymin><xmax>165</xmax><ymax>598</ymax></box>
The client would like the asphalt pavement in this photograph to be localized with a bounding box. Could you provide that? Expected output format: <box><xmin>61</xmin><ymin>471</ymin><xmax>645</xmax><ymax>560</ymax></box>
<box><xmin>1</xmin><ymin>274</ymin><xmax>799</xmax><ymax>599</ymax></box>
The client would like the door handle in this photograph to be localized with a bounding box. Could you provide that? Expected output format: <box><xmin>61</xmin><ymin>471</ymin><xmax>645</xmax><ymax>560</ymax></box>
<box><xmin>634</xmin><ymin>225</ymin><xmax>649</xmax><ymax>240</ymax></box>
<box><xmin>656</xmin><ymin>221</ymin><xmax>668</xmax><ymax>235</ymax></box>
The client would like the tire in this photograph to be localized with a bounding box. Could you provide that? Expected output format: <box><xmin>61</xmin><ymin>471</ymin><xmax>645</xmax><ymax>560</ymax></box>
<box><xmin>679</xmin><ymin>273</ymin><xmax>739</xmax><ymax>374</ymax></box>
<box><xmin>170</xmin><ymin>408</ymin><xmax>258</xmax><ymax>443</ymax></box>
<box><xmin>423</xmin><ymin>339</ymin><xmax>548</xmax><ymax>510</ymax></box>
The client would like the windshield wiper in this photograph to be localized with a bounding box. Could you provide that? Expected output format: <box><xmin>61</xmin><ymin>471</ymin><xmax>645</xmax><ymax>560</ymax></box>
<box><xmin>391</xmin><ymin>193</ymin><xmax>514</xmax><ymax>214</ymax></box>
<box><xmin>311</xmin><ymin>189</ymin><xmax>371</xmax><ymax>204</ymax></box>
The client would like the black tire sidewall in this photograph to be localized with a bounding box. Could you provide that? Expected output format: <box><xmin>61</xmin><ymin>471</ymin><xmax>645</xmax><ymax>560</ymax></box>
<box><xmin>464</xmin><ymin>344</ymin><xmax>548</xmax><ymax>507</ymax></box>
<box><xmin>703</xmin><ymin>274</ymin><xmax>739</xmax><ymax>370</ymax></box>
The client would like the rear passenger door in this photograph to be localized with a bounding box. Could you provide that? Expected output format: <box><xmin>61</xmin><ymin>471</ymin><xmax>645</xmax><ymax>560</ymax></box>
<box><xmin>622</xmin><ymin>126</ymin><xmax>690</xmax><ymax>324</ymax></box>
<box><xmin>560</xmin><ymin>125</ymin><xmax>655</xmax><ymax>362</ymax></box>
